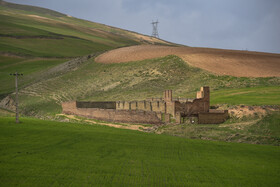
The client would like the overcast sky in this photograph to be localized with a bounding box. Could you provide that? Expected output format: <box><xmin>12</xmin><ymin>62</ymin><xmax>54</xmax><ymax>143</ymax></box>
<box><xmin>6</xmin><ymin>0</ymin><xmax>280</xmax><ymax>53</ymax></box>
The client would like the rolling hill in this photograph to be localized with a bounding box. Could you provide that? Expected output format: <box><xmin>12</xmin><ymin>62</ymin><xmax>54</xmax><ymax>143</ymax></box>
<box><xmin>0</xmin><ymin>2</ymin><xmax>279</xmax><ymax>185</ymax></box>
<box><xmin>0</xmin><ymin>117</ymin><xmax>279</xmax><ymax>186</ymax></box>
<box><xmin>95</xmin><ymin>45</ymin><xmax>280</xmax><ymax>77</ymax></box>
<box><xmin>0</xmin><ymin>1</ymin><xmax>279</xmax><ymax>141</ymax></box>
<box><xmin>0</xmin><ymin>0</ymin><xmax>172</xmax><ymax>98</ymax></box>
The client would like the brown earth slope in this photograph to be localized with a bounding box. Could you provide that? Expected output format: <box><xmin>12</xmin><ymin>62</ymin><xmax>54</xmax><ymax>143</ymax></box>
<box><xmin>95</xmin><ymin>45</ymin><xmax>280</xmax><ymax>77</ymax></box>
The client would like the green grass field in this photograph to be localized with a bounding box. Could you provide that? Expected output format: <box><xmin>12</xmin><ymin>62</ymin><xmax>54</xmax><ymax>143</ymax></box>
<box><xmin>211</xmin><ymin>86</ymin><xmax>280</xmax><ymax>105</ymax></box>
<box><xmin>0</xmin><ymin>117</ymin><xmax>279</xmax><ymax>186</ymax></box>
<box><xmin>0</xmin><ymin>55</ymin><xmax>67</xmax><ymax>98</ymax></box>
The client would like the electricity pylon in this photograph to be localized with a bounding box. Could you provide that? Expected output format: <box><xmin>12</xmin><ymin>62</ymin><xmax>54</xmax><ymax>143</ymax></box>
<box><xmin>151</xmin><ymin>20</ymin><xmax>159</xmax><ymax>38</ymax></box>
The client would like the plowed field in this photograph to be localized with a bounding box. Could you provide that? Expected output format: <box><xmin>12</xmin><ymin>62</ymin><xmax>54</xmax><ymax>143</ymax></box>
<box><xmin>95</xmin><ymin>45</ymin><xmax>280</xmax><ymax>77</ymax></box>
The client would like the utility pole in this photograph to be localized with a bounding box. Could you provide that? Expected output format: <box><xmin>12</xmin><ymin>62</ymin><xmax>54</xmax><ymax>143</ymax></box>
<box><xmin>10</xmin><ymin>72</ymin><xmax>23</xmax><ymax>123</ymax></box>
<box><xmin>151</xmin><ymin>20</ymin><xmax>159</xmax><ymax>38</ymax></box>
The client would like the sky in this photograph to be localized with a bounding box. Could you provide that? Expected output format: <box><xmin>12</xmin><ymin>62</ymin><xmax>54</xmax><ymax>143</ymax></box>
<box><xmin>6</xmin><ymin>0</ymin><xmax>280</xmax><ymax>53</ymax></box>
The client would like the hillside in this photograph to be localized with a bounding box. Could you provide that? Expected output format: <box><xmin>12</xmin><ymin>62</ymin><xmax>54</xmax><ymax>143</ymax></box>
<box><xmin>11</xmin><ymin>55</ymin><xmax>278</xmax><ymax>115</ymax></box>
<box><xmin>0</xmin><ymin>2</ymin><xmax>280</xmax><ymax>185</ymax></box>
<box><xmin>0</xmin><ymin>0</ymin><xmax>172</xmax><ymax>98</ymax></box>
<box><xmin>0</xmin><ymin>117</ymin><xmax>279</xmax><ymax>186</ymax></box>
<box><xmin>95</xmin><ymin>45</ymin><xmax>280</xmax><ymax>77</ymax></box>
<box><xmin>0</xmin><ymin>1</ymin><xmax>279</xmax><ymax>143</ymax></box>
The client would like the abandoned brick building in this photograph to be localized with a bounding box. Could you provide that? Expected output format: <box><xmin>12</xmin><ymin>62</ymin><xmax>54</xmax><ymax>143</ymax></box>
<box><xmin>62</xmin><ymin>87</ymin><xmax>228</xmax><ymax>124</ymax></box>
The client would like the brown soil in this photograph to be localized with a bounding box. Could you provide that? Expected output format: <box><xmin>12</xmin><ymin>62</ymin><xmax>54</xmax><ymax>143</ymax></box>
<box><xmin>95</xmin><ymin>45</ymin><xmax>280</xmax><ymax>77</ymax></box>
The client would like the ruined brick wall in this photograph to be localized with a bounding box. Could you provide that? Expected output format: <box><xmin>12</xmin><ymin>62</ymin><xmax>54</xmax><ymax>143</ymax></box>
<box><xmin>196</xmin><ymin>86</ymin><xmax>209</xmax><ymax>100</ymax></box>
<box><xmin>117</xmin><ymin>101</ymin><xmax>125</xmax><ymax>110</ymax></box>
<box><xmin>116</xmin><ymin>100</ymin><xmax>166</xmax><ymax>113</ymax></box>
<box><xmin>201</xmin><ymin>86</ymin><xmax>210</xmax><ymax>111</ymax></box>
<box><xmin>62</xmin><ymin>101</ymin><xmax>162</xmax><ymax>124</ymax></box>
<box><xmin>76</xmin><ymin>101</ymin><xmax>116</xmax><ymax>109</ymax></box>
<box><xmin>123</xmin><ymin>101</ymin><xmax>130</xmax><ymax>110</ymax></box>
<box><xmin>196</xmin><ymin>88</ymin><xmax>203</xmax><ymax>99</ymax></box>
<box><xmin>116</xmin><ymin>87</ymin><xmax>210</xmax><ymax>117</ymax></box>
<box><xmin>151</xmin><ymin>101</ymin><xmax>165</xmax><ymax>113</ymax></box>
<box><xmin>130</xmin><ymin>101</ymin><xmax>137</xmax><ymax>110</ymax></box>
<box><xmin>175</xmin><ymin>99</ymin><xmax>209</xmax><ymax>116</ymax></box>
<box><xmin>164</xmin><ymin>90</ymin><xmax>173</xmax><ymax>102</ymax></box>
<box><xmin>198</xmin><ymin>110</ymin><xmax>229</xmax><ymax>124</ymax></box>
<box><xmin>62</xmin><ymin>101</ymin><xmax>78</xmax><ymax>114</ymax></box>
<box><xmin>175</xmin><ymin>86</ymin><xmax>210</xmax><ymax>116</ymax></box>
<box><xmin>137</xmin><ymin>101</ymin><xmax>146</xmax><ymax>111</ymax></box>
<box><xmin>61</xmin><ymin>86</ymin><xmax>228</xmax><ymax>125</ymax></box>
<box><xmin>165</xmin><ymin>101</ymin><xmax>175</xmax><ymax>116</ymax></box>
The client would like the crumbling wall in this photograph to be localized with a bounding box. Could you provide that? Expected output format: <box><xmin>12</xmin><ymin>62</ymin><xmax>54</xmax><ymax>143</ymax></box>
<box><xmin>175</xmin><ymin>99</ymin><xmax>209</xmax><ymax>116</ymax></box>
<box><xmin>151</xmin><ymin>101</ymin><xmax>165</xmax><ymax>113</ymax></box>
<box><xmin>137</xmin><ymin>101</ymin><xmax>146</xmax><ymax>111</ymax></box>
<box><xmin>116</xmin><ymin>101</ymin><xmax>125</xmax><ymax>110</ymax></box>
<box><xmin>164</xmin><ymin>90</ymin><xmax>173</xmax><ymax>101</ymax></box>
<box><xmin>62</xmin><ymin>101</ymin><xmax>78</xmax><ymax>114</ymax></box>
<box><xmin>62</xmin><ymin>101</ymin><xmax>162</xmax><ymax>124</ymax></box>
<box><xmin>198</xmin><ymin>110</ymin><xmax>229</xmax><ymax>124</ymax></box>
<box><xmin>196</xmin><ymin>86</ymin><xmax>210</xmax><ymax>100</ymax></box>
<box><xmin>166</xmin><ymin>101</ymin><xmax>175</xmax><ymax>116</ymax></box>
<box><xmin>61</xmin><ymin>86</ymin><xmax>227</xmax><ymax>125</ymax></box>
<box><xmin>123</xmin><ymin>101</ymin><xmax>130</xmax><ymax>110</ymax></box>
<box><xmin>130</xmin><ymin>101</ymin><xmax>137</xmax><ymax>110</ymax></box>
<box><xmin>76</xmin><ymin>101</ymin><xmax>116</xmax><ymax>109</ymax></box>
<box><xmin>116</xmin><ymin>100</ymin><xmax>165</xmax><ymax>113</ymax></box>
<box><xmin>174</xmin><ymin>87</ymin><xmax>210</xmax><ymax>116</ymax></box>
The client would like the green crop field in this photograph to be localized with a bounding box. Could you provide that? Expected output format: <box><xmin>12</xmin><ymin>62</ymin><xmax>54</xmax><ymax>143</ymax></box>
<box><xmin>0</xmin><ymin>117</ymin><xmax>279</xmax><ymax>186</ymax></box>
<box><xmin>211</xmin><ymin>86</ymin><xmax>280</xmax><ymax>105</ymax></box>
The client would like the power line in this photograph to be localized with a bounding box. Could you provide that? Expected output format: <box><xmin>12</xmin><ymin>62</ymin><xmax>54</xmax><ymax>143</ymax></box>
<box><xmin>10</xmin><ymin>72</ymin><xmax>23</xmax><ymax>123</ymax></box>
<box><xmin>151</xmin><ymin>20</ymin><xmax>159</xmax><ymax>38</ymax></box>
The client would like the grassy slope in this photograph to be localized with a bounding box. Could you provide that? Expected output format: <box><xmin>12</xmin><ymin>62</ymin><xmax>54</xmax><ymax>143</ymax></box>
<box><xmin>0</xmin><ymin>55</ymin><xmax>66</xmax><ymax>98</ymax></box>
<box><xmin>0</xmin><ymin>2</ymin><xmax>279</xmax><ymax>184</ymax></box>
<box><xmin>0</xmin><ymin>1</ymin><xmax>171</xmax><ymax>98</ymax></box>
<box><xmin>0</xmin><ymin>117</ymin><xmax>279</xmax><ymax>186</ymax></box>
<box><xmin>0</xmin><ymin>1</ymin><xmax>168</xmax><ymax>58</ymax></box>
<box><xmin>158</xmin><ymin>112</ymin><xmax>280</xmax><ymax>146</ymax></box>
<box><xmin>0</xmin><ymin>108</ymin><xmax>13</xmax><ymax>117</ymax></box>
<box><xmin>16</xmin><ymin>55</ymin><xmax>280</xmax><ymax>117</ymax></box>
<box><xmin>1</xmin><ymin>1</ymin><xmax>279</xmax><ymax>109</ymax></box>
<box><xmin>211</xmin><ymin>86</ymin><xmax>280</xmax><ymax>105</ymax></box>
<box><xmin>0</xmin><ymin>12</ymin><xmax>129</xmax><ymax>57</ymax></box>
<box><xmin>0</xmin><ymin>2</ymin><xmax>279</xmax><ymax>145</ymax></box>
<box><xmin>14</xmin><ymin>55</ymin><xmax>279</xmax><ymax>145</ymax></box>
